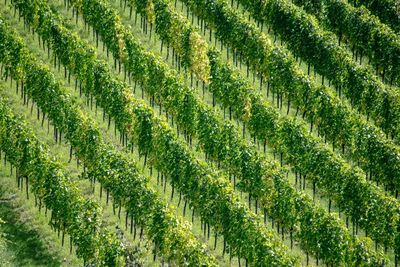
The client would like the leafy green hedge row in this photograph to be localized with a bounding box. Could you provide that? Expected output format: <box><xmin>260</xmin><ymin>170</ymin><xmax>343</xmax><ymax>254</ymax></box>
<box><xmin>291</xmin><ymin>0</ymin><xmax>400</xmax><ymax>86</ymax></box>
<box><xmin>11</xmin><ymin>0</ymin><xmax>388</xmax><ymax>264</ymax></box>
<box><xmin>148</xmin><ymin>0</ymin><xmax>400</xmax><ymax>198</ymax></box>
<box><xmin>123</xmin><ymin>0</ymin><xmax>400</xmax><ymax>250</ymax></box>
<box><xmin>3</xmin><ymin>4</ymin><xmax>298</xmax><ymax>265</ymax></box>
<box><xmin>353</xmin><ymin>0</ymin><xmax>400</xmax><ymax>33</ymax></box>
<box><xmin>231</xmin><ymin>0</ymin><xmax>400</xmax><ymax>139</ymax></box>
<box><xmin>0</xmin><ymin>91</ymin><xmax>124</xmax><ymax>266</ymax></box>
<box><xmin>15</xmin><ymin>0</ymin><xmax>396</xmax><ymax>264</ymax></box>
<box><xmin>0</xmin><ymin>17</ymin><xmax>219</xmax><ymax>266</ymax></box>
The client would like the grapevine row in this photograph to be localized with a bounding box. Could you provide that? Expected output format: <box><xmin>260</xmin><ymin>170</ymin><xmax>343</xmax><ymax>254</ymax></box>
<box><xmin>182</xmin><ymin>0</ymin><xmax>400</xmax><ymax>145</ymax></box>
<box><xmin>0</xmin><ymin>18</ymin><xmax>219</xmax><ymax>266</ymax></box>
<box><xmin>0</xmin><ymin>12</ymin><xmax>296</xmax><ymax>266</ymax></box>
<box><xmin>292</xmin><ymin>0</ymin><xmax>400</xmax><ymax>86</ymax></box>
<box><xmin>121</xmin><ymin>0</ymin><xmax>400</xmax><ymax>261</ymax></box>
<box><xmin>126</xmin><ymin>0</ymin><xmax>400</xmax><ymax>198</ymax></box>
<box><xmin>12</xmin><ymin>0</ymin><xmax>387</xmax><ymax>264</ymax></box>
<box><xmin>22</xmin><ymin>0</ymin><xmax>400</xmax><ymax>264</ymax></box>
<box><xmin>352</xmin><ymin>0</ymin><xmax>400</xmax><ymax>33</ymax></box>
<box><xmin>0</xmin><ymin>91</ymin><xmax>124</xmax><ymax>266</ymax></box>
<box><xmin>159</xmin><ymin>0</ymin><xmax>400</xmax><ymax>246</ymax></box>
<box><xmin>241</xmin><ymin>0</ymin><xmax>400</xmax><ymax>86</ymax></box>
<box><xmin>66</xmin><ymin>0</ymin><xmax>399</xmax><ymax>253</ymax></box>
<box><xmin>209</xmin><ymin>45</ymin><xmax>399</xmax><ymax>252</ymax></box>
<box><xmin>120</xmin><ymin>0</ymin><xmax>400</xmax><ymax>248</ymax></box>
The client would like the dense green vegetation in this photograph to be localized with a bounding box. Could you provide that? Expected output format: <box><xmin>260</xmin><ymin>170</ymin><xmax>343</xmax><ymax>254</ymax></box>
<box><xmin>0</xmin><ymin>0</ymin><xmax>399</xmax><ymax>265</ymax></box>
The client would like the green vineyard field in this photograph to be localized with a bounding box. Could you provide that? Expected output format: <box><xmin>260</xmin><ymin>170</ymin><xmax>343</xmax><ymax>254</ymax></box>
<box><xmin>0</xmin><ymin>0</ymin><xmax>399</xmax><ymax>266</ymax></box>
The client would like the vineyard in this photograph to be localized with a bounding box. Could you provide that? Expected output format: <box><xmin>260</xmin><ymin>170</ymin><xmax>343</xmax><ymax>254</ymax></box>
<box><xmin>0</xmin><ymin>0</ymin><xmax>399</xmax><ymax>266</ymax></box>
